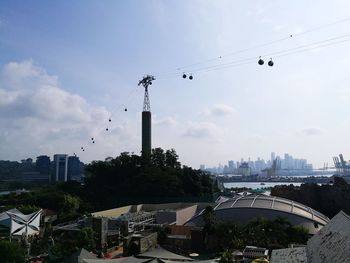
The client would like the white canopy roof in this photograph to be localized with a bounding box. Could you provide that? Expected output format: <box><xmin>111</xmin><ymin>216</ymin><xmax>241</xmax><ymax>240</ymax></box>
<box><xmin>0</xmin><ymin>208</ymin><xmax>41</xmax><ymax>236</ymax></box>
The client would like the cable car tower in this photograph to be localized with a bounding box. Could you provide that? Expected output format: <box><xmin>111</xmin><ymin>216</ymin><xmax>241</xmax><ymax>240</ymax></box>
<box><xmin>138</xmin><ymin>75</ymin><xmax>155</xmax><ymax>155</ymax></box>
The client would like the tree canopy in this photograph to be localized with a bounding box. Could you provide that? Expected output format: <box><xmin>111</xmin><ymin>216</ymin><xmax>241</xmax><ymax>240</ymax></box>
<box><xmin>0</xmin><ymin>240</ymin><xmax>26</xmax><ymax>263</ymax></box>
<box><xmin>84</xmin><ymin>148</ymin><xmax>218</xmax><ymax>209</ymax></box>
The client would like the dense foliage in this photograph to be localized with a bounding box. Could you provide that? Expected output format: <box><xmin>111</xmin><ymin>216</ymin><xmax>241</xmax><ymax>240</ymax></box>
<box><xmin>84</xmin><ymin>148</ymin><xmax>217</xmax><ymax>209</ymax></box>
<box><xmin>0</xmin><ymin>159</ymin><xmax>38</xmax><ymax>191</ymax></box>
<box><xmin>49</xmin><ymin>227</ymin><xmax>96</xmax><ymax>260</ymax></box>
<box><xmin>0</xmin><ymin>239</ymin><xmax>26</xmax><ymax>263</ymax></box>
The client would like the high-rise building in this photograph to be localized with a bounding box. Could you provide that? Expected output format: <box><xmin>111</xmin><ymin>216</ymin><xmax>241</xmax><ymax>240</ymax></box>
<box><xmin>36</xmin><ymin>155</ymin><xmax>50</xmax><ymax>175</ymax></box>
<box><xmin>53</xmin><ymin>154</ymin><xmax>68</xmax><ymax>182</ymax></box>
<box><xmin>68</xmin><ymin>156</ymin><xmax>82</xmax><ymax>181</ymax></box>
<box><xmin>228</xmin><ymin>160</ymin><xmax>235</xmax><ymax>172</ymax></box>
<box><xmin>200</xmin><ymin>164</ymin><xmax>205</xmax><ymax>170</ymax></box>
<box><xmin>271</xmin><ymin>152</ymin><xmax>275</xmax><ymax>162</ymax></box>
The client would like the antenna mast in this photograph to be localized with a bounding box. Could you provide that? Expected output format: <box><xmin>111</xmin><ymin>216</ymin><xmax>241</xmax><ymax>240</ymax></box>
<box><xmin>138</xmin><ymin>75</ymin><xmax>155</xmax><ymax>112</ymax></box>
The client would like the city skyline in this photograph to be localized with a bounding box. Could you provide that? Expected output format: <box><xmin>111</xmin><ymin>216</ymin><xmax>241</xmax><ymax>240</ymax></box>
<box><xmin>1</xmin><ymin>1</ymin><xmax>350</xmax><ymax>168</ymax></box>
<box><xmin>201</xmin><ymin>151</ymin><xmax>314</xmax><ymax>173</ymax></box>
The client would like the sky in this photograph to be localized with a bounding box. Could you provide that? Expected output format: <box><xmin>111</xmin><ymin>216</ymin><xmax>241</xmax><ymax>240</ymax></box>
<box><xmin>1</xmin><ymin>0</ymin><xmax>350</xmax><ymax>168</ymax></box>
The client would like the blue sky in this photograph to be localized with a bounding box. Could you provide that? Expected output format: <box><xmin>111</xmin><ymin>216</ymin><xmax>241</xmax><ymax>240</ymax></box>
<box><xmin>1</xmin><ymin>0</ymin><xmax>350</xmax><ymax>168</ymax></box>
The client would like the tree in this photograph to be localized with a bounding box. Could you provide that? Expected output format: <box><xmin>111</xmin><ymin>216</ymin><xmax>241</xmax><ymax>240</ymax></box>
<box><xmin>77</xmin><ymin>227</ymin><xmax>96</xmax><ymax>251</ymax></box>
<box><xmin>151</xmin><ymin>148</ymin><xmax>166</xmax><ymax>168</ymax></box>
<box><xmin>219</xmin><ymin>250</ymin><xmax>233</xmax><ymax>263</ymax></box>
<box><xmin>83</xmin><ymin>148</ymin><xmax>217</xmax><ymax>210</ymax></box>
<box><xmin>203</xmin><ymin>206</ymin><xmax>216</xmax><ymax>233</ymax></box>
<box><xmin>165</xmin><ymin>149</ymin><xmax>180</xmax><ymax>169</ymax></box>
<box><xmin>17</xmin><ymin>204</ymin><xmax>40</xmax><ymax>214</ymax></box>
<box><xmin>0</xmin><ymin>240</ymin><xmax>26</xmax><ymax>263</ymax></box>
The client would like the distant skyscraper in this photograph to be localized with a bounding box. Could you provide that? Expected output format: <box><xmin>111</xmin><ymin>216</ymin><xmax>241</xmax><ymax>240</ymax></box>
<box><xmin>228</xmin><ymin>160</ymin><xmax>235</xmax><ymax>172</ymax></box>
<box><xmin>200</xmin><ymin>164</ymin><xmax>205</xmax><ymax>170</ymax></box>
<box><xmin>53</xmin><ymin>154</ymin><xmax>68</xmax><ymax>182</ymax></box>
<box><xmin>271</xmin><ymin>152</ymin><xmax>276</xmax><ymax>162</ymax></box>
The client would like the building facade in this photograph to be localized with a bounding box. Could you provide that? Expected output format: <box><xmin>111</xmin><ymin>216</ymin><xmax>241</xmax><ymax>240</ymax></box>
<box><xmin>53</xmin><ymin>154</ymin><xmax>68</xmax><ymax>182</ymax></box>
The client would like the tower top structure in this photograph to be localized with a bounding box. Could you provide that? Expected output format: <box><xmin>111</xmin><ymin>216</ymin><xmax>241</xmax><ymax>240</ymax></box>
<box><xmin>138</xmin><ymin>75</ymin><xmax>155</xmax><ymax>112</ymax></box>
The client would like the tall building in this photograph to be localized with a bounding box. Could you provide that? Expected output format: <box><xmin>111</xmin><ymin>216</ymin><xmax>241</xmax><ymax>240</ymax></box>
<box><xmin>228</xmin><ymin>160</ymin><xmax>235</xmax><ymax>172</ymax></box>
<box><xmin>36</xmin><ymin>155</ymin><xmax>50</xmax><ymax>175</ymax></box>
<box><xmin>200</xmin><ymin>164</ymin><xmax>205</xmax><ymax>170</ymax></box>
<box><xmin>271</xmin><ymin>152</ymin><xmax>275</xmax><ymax>162</ymax></box>
<box><xmin>53</xmin><ymin>154</ymin><xmax>68</xmax><ymax>182</ymax></box>
<box><xmin>67</xmin><ymin>156</ymin><xmax>83</xmax><ymax>181</ymax></box>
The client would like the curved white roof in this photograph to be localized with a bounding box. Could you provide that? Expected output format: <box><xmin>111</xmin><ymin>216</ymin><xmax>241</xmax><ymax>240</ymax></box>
<box><xmin>213</xmin><ymin>194</ymin><xmax>329</xmax><ymax>225</ymax></box>
<box><xmin>185</xmin><ymin>194</ymin><xmax>329</xmax><ymax>230</ymax></box>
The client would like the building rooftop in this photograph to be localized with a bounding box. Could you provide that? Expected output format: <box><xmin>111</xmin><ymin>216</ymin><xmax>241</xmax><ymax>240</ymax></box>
<box><xmin>271</xmin><ymin>210</ymin><xmax>350</xmax><ymax>263</ymax></box>
<box><xmin>271</xmin><ymin>247</ymin><xmax>307</xmax><ymax>263</ymax></box>
<box><xmin>138</xmin><ymin>247</ymin><xmax>194</xmax><ymax>261</ymax></box>
<box><xmin>307</xmin><ymin>210</ymin><xmax>350</xmax><ymax>262</ymax></box>
<box><xmin>213</xmin><ymin>194</ymin><xmax>329</xmax><ymax>226</ymax></box>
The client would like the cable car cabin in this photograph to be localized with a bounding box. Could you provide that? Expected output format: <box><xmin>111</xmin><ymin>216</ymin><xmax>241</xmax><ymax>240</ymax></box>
<box><xmin>258</xmin><ymin>57</ymin><xmax>264</xmax><ymax>65</ymax></box>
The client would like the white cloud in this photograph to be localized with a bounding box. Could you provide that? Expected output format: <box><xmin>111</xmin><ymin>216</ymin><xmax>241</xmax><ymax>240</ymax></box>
<box><xmin>0</xmin><ymin>89</ymin><xmax>19</xmax><ymax>105</ymax></box>
<box><xmin>247</xmin><ymin>134</ymin><xmax>264</xmax><ymax>143</ymax></box>
<box><xmin>182</xmin><ymin>121</ymin><xmax>222</xmax><ymax>139</ymax></box>
<box><xmin>201</xmin><ymin>103</ymin><xmax>236</xmax><ymax>117</ymax></box>
<box><xmin>153</xmin><ymin>116</ymin><xmax>177</xmax><ymax>127</ymax></box>
<box><xmin>0</xmin><ymin>61</ymin><xmax>136</xmax><ymax>161</ymax></box>
<box><xmin>297</xmin><ymin>127</ymin><xmax>326</xmax><ymax>136</ymax></box>
<box><xmin>2</xmin><ymin>60</ymin><xmax>58</xmax><ymax>89</ymax></box>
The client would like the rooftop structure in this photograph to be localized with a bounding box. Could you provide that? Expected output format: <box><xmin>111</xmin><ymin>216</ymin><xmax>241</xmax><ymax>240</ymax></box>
<box><xmin>306</xmin><ymin>210</ymin><xmax>350</xmax><ymax>262</ymax></box>
<box><xmin>0</xmin><ymin>208</ymin><xmax>42</xmax><ymax>237</ymax></box>
<box><xmin>138</xmin><ymin>247</ymin><xmax>193</xmax><ymax>261</ymax></box>
<box><xmin>185</xmin><ymin>194</ymin><xmax>329</xmax><ymax>234</ymax></box>
<box><xmin>92</xmin><ymin>202</ymin><xmax>210</xmax><ymax>231</ymax></box>
<box><xmin>271</xmin><ymin>247</ymin><xmax>307</xmax><ymax>263</ymax></box>
<box><xmin>271</xmin><ymin>211</ymin><xmax>350</xmax><ymax>263</ymax></box>
<box><xmin>243</xmin><ymin>246</ymin><xmax>269</xmax><ymax>260</ymax></box>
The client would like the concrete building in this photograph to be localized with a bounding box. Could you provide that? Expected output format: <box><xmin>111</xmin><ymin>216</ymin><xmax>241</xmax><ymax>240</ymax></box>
<box><xmin>237</xmin><ymin>162</ymin><xmax>251</xmax><ymax>176</ymax></box>
<box><xmin>21</xmin><ymin>171</ymin><xmax>49</xmax><ymax>183</ymax></box>
<box><xmin>53</xmin><ymin>154</ymin><xmax>68</xmax><ymax>182</ymax></box>
<box><xmin>36</xmin><ymin>155</ymin><xmax>50</xmax><ymax>175</ymax></box>
<box><xmin>271</xmin><ymin>152</ymin><xmax>276</xmax><ymax>162</ymax></box>
<box><xmin>67</xmin><ymin>155</ymin><xmax>83</xmax><ymax>181</ymax></box>
<box><xmin>92</xmin><ymin>203</ymin><xmax>209</xmax><ymax>231</ymax></box>
<box><xmin>271</xmin><ymin>211</ymin><xmax>350</xmax><ymax>263</ymax></box>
